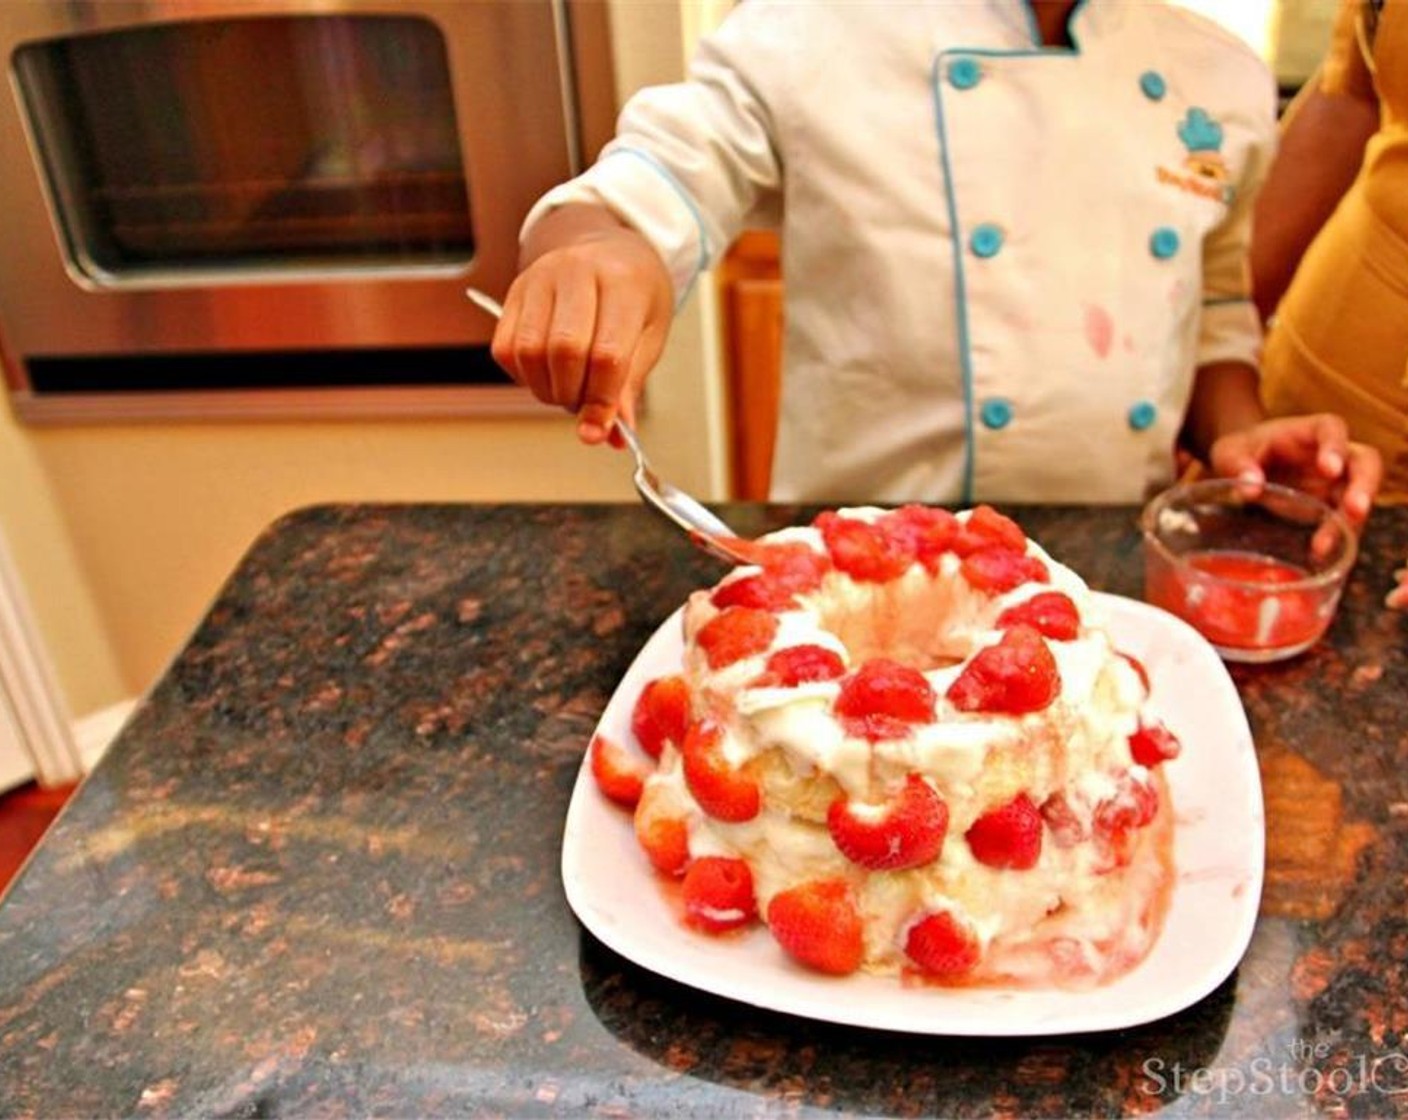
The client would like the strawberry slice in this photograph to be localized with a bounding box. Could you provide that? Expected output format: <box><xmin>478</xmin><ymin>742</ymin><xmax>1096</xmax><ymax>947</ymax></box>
<box><xmin>834</xmin><ymin>658</ymin><xmax>937</xmax><ymax>741</ymax></box>
<box><xmin>681</xmin><ymin>720</ymin><xmax>761</xmax><ymax>822</ymax></box>
<box><xmin>682</xmin><ymin>856</ymin><xmax>757</xmax><ymax>932</ymax></box>
<box><xmin>904</xmin><ymin>910</ymin><xmax>982</xmax><ymax>980</ymax></box>
<box><xmin>996</xmin><ymin>591</ymin><xmax>1081</xmax><ymax>640</ymax></box>
<box><xmin>589</xmin><ymin>734</ymin><xmax>651</xmax><ymax>808</ymax></box>
<box><xmin>960</xmin><ymin>546</ymin><xmax>1050</xmax><ymax>594</ymax></box>
<box><xmin>946</xmin><ymin>625</ymin><xmax>1060</xmax><ymax>714</ymax></box>
<box><xmin>816</xmin><ymin>512</ymin><xmax>915</xmax><ymax>582</ymax></box>
<box><xmin>1128</xmin><ymin>720</ymin><xmax>1181</xmax><ymax>768</ymax></box>
<box><xmin>827</xmin><ymin>774</ymin><xmax>949</xmax><ymax>870</ymax></box>
<box><xmin>695</xmin><ymin>607</ymin><xmax>779</xmax><ymax>670</ymax></box>
<box><xmin>634</xmin><ymin>789</ymin><xmax>690</xmax><ymax>877</ymax></box>
<box><xmin>965</xmin><ymin>792</ymin><xmax>1043</xmax><ymax>870</ymax></box>
<box><xmin>879</xmin><ymin>505</ymin><xmax>959</xmax><ymax>572</ymax></box>
<box><xmin>711</xmin><ymin>572</ymin><xmax>801</xmax><ymax>611</ymax></box>
<box><xmin>766</xmin><ymin>879</ymin><xmax>865</xmax><ymax>975</ymax></box>
<box><xmin>953</xmin><ymin>505</ymin><xmax>1027</xmax><ymax>556</ymax></box>
<box><xmin>755</xmin><ymin>644</ymin><xmax>847</xmax><ymax>687</ymax></box>
<box><xmin>630</xmin><ymin>675</ymin><xmax>691</xmax><ymax>759</ymax></box>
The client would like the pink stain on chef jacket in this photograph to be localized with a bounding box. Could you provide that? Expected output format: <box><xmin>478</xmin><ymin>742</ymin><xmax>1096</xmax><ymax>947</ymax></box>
<box><xmin>1084</xmin><ymin>304</ymin><xmax>1114</xmax><ymax>359</ymax></box>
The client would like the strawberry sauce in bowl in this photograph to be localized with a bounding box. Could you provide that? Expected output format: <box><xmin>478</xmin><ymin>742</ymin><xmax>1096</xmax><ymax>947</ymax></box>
<box><xmin>1139</xmin><ymin>480</ymin><xmax>1357</xmax><ymax>663</ymax></box>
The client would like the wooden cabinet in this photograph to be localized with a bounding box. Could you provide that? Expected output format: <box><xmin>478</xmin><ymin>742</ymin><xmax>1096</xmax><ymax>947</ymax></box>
<box><xmin>717</xmin><ymin>231</ymin><xmax>783</xmax><ymax>500</ymax></box>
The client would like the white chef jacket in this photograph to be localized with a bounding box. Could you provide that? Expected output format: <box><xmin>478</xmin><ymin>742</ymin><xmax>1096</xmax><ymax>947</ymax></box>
<box><xmin>522</xmin><ymin>0</ymin><xmax>1277</xmax><ymax>504</ymax></box>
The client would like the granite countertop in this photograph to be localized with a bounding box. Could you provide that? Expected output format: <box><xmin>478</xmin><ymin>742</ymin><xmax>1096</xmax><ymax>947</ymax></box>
<box><xmin>1</xmin><ymin>503</ymin><xmax>1406</xmax><ymax>1118</ymax></box>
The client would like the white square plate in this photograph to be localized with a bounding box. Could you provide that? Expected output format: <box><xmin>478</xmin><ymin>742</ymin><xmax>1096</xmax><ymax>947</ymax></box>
<box><xmin>561</xmin><ymin>593</ymin><xmax>1263</xmax><ymax>1036</ymax></box>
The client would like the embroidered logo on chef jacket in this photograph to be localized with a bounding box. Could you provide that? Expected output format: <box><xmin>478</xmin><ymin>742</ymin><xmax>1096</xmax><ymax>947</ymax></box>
<box><xmin>1156</xmin><ymin>107</ymin><xmax>1234</xmax><ymax>206</ymax></box>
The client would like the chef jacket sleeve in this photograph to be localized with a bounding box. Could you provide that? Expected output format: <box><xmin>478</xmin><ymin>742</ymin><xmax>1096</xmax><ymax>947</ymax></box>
<box><xmin>1196</xmin><ymin>70</ymin><xmax>1279</xmax><ymax>371</ymax></box>
<box><xmin>520</xmin><ymin>10</ymin><xmax>784</xmax><ymax>308</ymax></box>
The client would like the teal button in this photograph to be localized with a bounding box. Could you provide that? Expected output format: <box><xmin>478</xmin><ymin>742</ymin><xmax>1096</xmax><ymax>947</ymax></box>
<box><xmin>970</xmin><ymin>224</ymin><xmax>1004</xmax><ymax>258</ymax></box>
<box><xmin>948</xmin><ymin>57</ymin><xmax>982</xmax><ymax>90</ymax></box>
<box><xmin>1150</xmin><ymin>227</ymin><xmax>1181</xmax><ymax>259</ymax></box>
<box><xmin>980</xmin><ymin>397</ymin><xmax>1014</xmax><ymax>430</ymax></box>
<box><xmin>1128</xmin><ymin>400</ymin><xmax>1158</xmax><ymax>431</ymax></box>
<box><xmin>1139</xmin><ymin>70</ymin><xmax>1166</xmax><ymax>101</ymax></box>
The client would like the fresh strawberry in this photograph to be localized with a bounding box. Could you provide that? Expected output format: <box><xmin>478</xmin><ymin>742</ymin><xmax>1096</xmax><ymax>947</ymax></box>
<box><xmin>1128</xmin><ymin>720</ymin><xmax>1181</xmax><ymax>768</ymax></box>
<box><xmin>965</xmin><ymin>792</ymin><xmax>1043</xmax><ymax>870</ymax></box>
<box><xmin>1039</xmin><ymin>791</ymin><xmax>1086</xmax><ymax>848</ymax></box>
<box><xmin>996</xmin><ymin>591</ymin><xmax>1081</xmax><ymax>641</ymax></box>
<box><xmin>630</xmin><ymin>675</ymin><xmax>691</xmax><ymax>759</ymax></box>
<box><xmin>711</xmin><ymin>572</ymin><xmax>801</xmax><ymax>611</ymax></box>
<box><xmin>589</xmin><ymin>734</ymin><xmax>650</xmax><ymax>808</ymax></box>
<box><xmin>879</xmin><ymin>505</ymin><xmax>959</xmax><ymax>572</ymax></box>
<box><xmin>682</xmin><ymin>856</ymin><xmax>757</xmax><ymax>933</ymax></box>
<box><xmin>904</xmin><ymin>910</ymin><xmax>982</xmax><ymax>980</ymax></box>
<box><xmin>947</xmin><ymin>625</ymin><xmax>1060</xmax><ymax>714</ymax></box>
<box><xmin>681</xmin><ymin>720</ymin><xmax>761</xmax><ymax>822</ymax></box>
<box><xmin>634</xmin><ymin>790</ymin><xmax>690</xmax><ymax>876</ymax></box>
<box><xmin>953</xmin><ymin>505</ymin><xmax>1027</xmax><ymax>556</ymax></box>
<box><xmin>816</xmin><ymin>512</ymin><xmax>915</xmax><ymax>582</ymax></box>
<box><xmin>695</xmin><ymin>607</ymin><xmax>779</xmax><ymax>670</ymax></box>
<box><xmin>960</xmin><ymin>546</ymin><xmax>1050</xmax><ymax>594</ymax></box>
<box><xmin>834</xmin><ymin>658</ymin><xmax>937</xmax><ymax>741</ymax></box>
<box><xmin>755</xmin><ymin>644</ymin><xmax>847</xmax><ymax>687</ymax></box>
<box><xmin>827</xmin><ymin>774</ymin><xmax>949</xmax><ymax>870</ymax></box>
<box><xmin>755</xmin><ymin>541</ymin><xmax>830</xmax><ymax>590</ymax></box>
<box><xmin>766</xmin><ymin>879</ymin><xmax>865</xmax><ymax>975</ymax></box>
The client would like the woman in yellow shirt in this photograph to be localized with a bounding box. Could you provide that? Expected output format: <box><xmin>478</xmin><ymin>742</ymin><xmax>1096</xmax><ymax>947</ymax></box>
<box><xmin>1255</xmin><ymin>0</ymin><xmax>1408</xmax><ymax>506</ymax></box>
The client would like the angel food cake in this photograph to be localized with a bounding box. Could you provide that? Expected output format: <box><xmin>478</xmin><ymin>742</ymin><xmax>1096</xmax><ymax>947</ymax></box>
<box><xmin>589</xmin><ymin>505</ymin><xmax>1180</xmax><ymax>986</ymax></box>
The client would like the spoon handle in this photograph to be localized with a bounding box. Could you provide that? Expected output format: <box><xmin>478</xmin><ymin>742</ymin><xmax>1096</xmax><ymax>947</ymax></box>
<box><xmin>465</xmin><ymin>288</ymin><xmax>506</xmax><ymax>320</ymax></box>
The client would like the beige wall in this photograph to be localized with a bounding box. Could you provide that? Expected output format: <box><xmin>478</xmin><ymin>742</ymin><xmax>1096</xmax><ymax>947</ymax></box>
<box><xmin>0</xmin><ymin>388</ymin><xmax>125</xmax><ymax>715</ymax></box>
<box><xmin>0</xmin><ymin>0</ymin><xmax>727</xmax><ymax>710</ymax></box>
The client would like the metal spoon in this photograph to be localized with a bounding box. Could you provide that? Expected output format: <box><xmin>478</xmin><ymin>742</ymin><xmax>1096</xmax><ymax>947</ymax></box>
<box><xmin>466</xmin><ymin>288</ymin><xmax>752</xmax><ymax>566</ymax></box>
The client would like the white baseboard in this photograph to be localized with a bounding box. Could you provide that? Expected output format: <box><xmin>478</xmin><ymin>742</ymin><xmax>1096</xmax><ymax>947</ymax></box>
<box><xmin>73</xmin><ymin>699</ymin><xmax>138</xmax><ymax>773</ymax></box>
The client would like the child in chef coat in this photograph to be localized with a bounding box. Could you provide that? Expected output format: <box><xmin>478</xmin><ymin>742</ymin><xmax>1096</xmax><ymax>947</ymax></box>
<box><xmin>487</xmin><ymin>0</ymin><xmax>1381</xmax><ymax>523</ymax></box>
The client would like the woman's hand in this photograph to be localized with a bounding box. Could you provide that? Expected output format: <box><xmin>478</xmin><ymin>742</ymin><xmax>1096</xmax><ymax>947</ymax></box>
<box><xmin>490</xmin><ymin>205</ymin><xmax>674</xmax><ymax>444</ymax></box>
<box><xmin>1207</xmin><ymin>413</ymin><xmax>1382</xmax><ymax>531</ymax></box>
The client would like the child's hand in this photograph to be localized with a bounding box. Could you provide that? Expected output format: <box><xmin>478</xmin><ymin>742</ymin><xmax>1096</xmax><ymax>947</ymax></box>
<box><xmin>489</xmin><ymin>209</ymin><xmax>674</xmax><ymax>445</ymax></box>
<box><xmin>1207</xmin><ymin>414</ymin><xmax>1382</xmax><ymax>531</ymax></box>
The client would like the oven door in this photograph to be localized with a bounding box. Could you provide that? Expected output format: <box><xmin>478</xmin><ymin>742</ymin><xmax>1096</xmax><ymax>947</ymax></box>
<box><xmin>0</xmin><ymin>0</ymin><xmax>602</xmax><ymax>419</ymax></box>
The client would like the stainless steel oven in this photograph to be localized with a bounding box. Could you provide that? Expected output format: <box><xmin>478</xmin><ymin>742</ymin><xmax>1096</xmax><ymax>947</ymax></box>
<box><xmin>0</xmin><ymin>0</ymin><xmax>615</xmax><ymax>421</ymax></box>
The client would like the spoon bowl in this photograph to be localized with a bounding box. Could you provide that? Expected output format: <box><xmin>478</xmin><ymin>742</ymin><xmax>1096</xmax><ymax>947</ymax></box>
<box><xmin>466</xmin><ymin>287</ymin><xmax>752</xmax><ymax>566</ymax></box>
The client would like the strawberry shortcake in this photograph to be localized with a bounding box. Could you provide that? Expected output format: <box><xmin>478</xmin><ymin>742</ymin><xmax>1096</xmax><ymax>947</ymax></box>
<box><xmin>590</xmin><ymin>505</ymin><xmax>1178</xmax><ymax>988</ymax></box>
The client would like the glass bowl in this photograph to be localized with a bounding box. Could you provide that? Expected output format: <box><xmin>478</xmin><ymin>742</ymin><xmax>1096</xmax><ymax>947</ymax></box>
<box><xmin>1139</xmin><ymin>479</ymin><xmax>1357</xmax><ymax>663</ymax></box>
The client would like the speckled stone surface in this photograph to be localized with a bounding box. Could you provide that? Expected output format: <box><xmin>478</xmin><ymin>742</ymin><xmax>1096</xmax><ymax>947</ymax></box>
<box><xmin>1</xmin><ymin>503</ymin><xmax>1406</xmax><ymax>1119</ymax></box>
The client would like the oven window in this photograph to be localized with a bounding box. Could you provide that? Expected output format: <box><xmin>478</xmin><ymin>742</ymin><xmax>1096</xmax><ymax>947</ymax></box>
<box><xmin>11</xmin><ymin>15</ymin><xmax>475</xmax><ymax>284</ymax></box>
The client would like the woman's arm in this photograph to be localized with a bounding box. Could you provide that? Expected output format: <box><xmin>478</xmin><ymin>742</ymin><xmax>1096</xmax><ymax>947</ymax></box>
<box><xmin>1250</xmin><ymin>0</ymin><xmax>1382</xmax><ymax>323</ymax></box>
